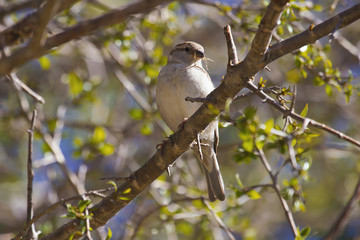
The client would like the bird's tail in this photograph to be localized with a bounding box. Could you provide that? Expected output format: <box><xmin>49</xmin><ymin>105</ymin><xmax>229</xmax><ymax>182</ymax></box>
<box><xmin>203</xmin><ymin>153</ymin><xmax>225</xmax><ymax>202</ymax></box>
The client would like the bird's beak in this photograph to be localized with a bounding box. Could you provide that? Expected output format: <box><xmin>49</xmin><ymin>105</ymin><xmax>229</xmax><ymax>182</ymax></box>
<box><xmin>195</xmin><ymin>50</ymin><xmax>204</xmax><ymax>59</ymax></box>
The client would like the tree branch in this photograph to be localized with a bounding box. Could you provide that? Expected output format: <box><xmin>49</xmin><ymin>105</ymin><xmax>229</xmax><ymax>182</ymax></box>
<box><xmin>38</xmin><ymin>1</ymin><xmax>360</xmax><ymax>238</ymax></box>
<box><xmin>26</xmin><ymin>110</ymin><xmax>38</xmax><ymax>239</ymax></box>
<box><xmin>266</xmin><ymin>3</ymin><xmax>360</xmax><ymax>63</ymax></box>
<box><xmin>256</xmin><ymin>147</ymin><xmax>298</xmax><ymax>237</ymax></box>
<box><xmin>0</xmin><ymin>0</ymin><xmax>170</xmax><ymax>75</ymax></box>
<box><xmin>0</xmin><ymin>0</ymin><xmax>79</xmax><ymax>48</ymax></box>
<box><xmin>245</xmin><ymin>81</ymin><xmax>360</xmax><ymax>148</ymax></box>
<box><xmin>324</xmin><ymin>174</ymin><xmax>360</xmax><ymax>240</ymax></box>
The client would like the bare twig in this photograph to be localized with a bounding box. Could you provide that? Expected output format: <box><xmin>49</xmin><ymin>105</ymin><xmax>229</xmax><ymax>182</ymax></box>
<box><xmin>256</xmin><ymin>146</ymin><xmax>298</xmax><ymax>237</ymax></box>
<box><xmin>246</xmin><ymin>81</ymin><xmax>360</xmax><ymax>149</ymax></box>
<box><xmin>12</xmin><ymin>187</ymin><xmax>114</xmax><ymax>240</ymax></box>
<box><xmin>26</xmin><ymin>110</ymin><xmax>38</xmax><ymax>239</ymax></box>
<box><xmin>233</xmin><ymin>86</ymin><xmax>282</xmax><ymax>101</ymax></box>
<box><xmin>202</xmin><ymin>199</ymin><xmax>235</xmax><ymax>240</ymax></box>
<box><xmin>0</xmin><ymin>0</ymin><xmax>171</xmax><ymax>75</ymax></box>
<box><xmin>129</xmin><ymin>197</ymin><xmax>203</xmax><ymax>240</ymax></box>
<box><xmin>324</xmin><ymin>174</ymin><xmax>360</xmax><ymax>240</ymax></box>
<box><xmin>224</xmin><ymin>25</ymin><xmax>239</xmax><ymax>66</ymax></box>
<box><xmin>7</xmin><ymin>73</ymin><xmax>45</xmax><ymax>104</ymax></box>
<box><xmin>266</xmin><ymin>3</ymin><xmax>360</xmax><ymax>63</ymax></box>
<box><xmin>40</xmin><ymin>2</ymin><xmax>360</xmax><ymax>238</ymax></box>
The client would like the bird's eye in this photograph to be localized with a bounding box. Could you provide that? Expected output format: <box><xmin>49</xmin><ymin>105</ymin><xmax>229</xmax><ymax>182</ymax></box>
<box><xmin>185</xmin><ymin>47</ymin><xmax>190</xmax><ymax>52</ymax></box>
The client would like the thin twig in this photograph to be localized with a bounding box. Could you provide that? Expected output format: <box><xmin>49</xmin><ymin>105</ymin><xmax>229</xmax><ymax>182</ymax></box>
<box><xmin>6</xmin><ymin>74</ymin><xmax>45</xmax><ymax>104</ymax></box>
<box><xmin>12</xmin><ymin>187</ymin><xmax>114</xmax><ymax>240</ymax></box>
<box><xmin>233</xmin><ymin>86</ymin><xmax>282</xmax><ymax>101</ymax></box>
<box><xmin>202</xmin><ymin>199</ymin><xmax>235</xmax><ymax>240</ymax></box>
<box><xmin>324</xmin><ymin>174</ymin><xmax>360</xmax><ymax>240</ymax></box>
<box><xmin>256</xmin><ymin>146</ymin><xmax>298</xmax><ymax>237</ymax></box>
<box><xmin>224</xmin><ymin>25</ymin><xmax>239</xmax><ymax>66</ymax></box>
<box><xmin>246</xmin><ymin>81</ymin><xmax>360</xmax><ymax>149</ymax></box>
<box><xmin>26</xmin><ymin>110</ymin><xmax>38</xmax><ymax>239</ymax></box>
<box><xmin>129</xmin><ymin>197</ymin><xmax>203</xmax><ymax>240</ymax></box>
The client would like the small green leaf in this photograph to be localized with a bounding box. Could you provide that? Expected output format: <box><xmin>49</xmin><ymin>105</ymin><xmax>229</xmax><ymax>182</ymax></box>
<box><xmin>286</xmin><ymin>69</ymin><xmax>301</xmax><ymax>83</ymax></box>
<box><xmin>73</xmin><ymin>137</ymin><xmax>83</xmax><ymax>148</ymax></box>
<box><xmin>39</xmin><ymin>56</ymin><xmax>51</xmax><ymax>70</ymax></box>
<box><xmin>107</xmin><ymin>181</ymin><xmax>117</xmax><ymax>192</ymax></box>
<box><xmin>122</xmin><ymin>188</ymin><xmax>131</xmax><ymax>194</ymax></box>
<box><xmin>68</xmin><ymin>72</ymin><xmax>83</xmax><ymax>96</ymax></box>
<box><xmin>99</xmin><ymin>143</ymin><xmax>115</xmax><ymax>156</ymax></box>
<box><xmin>325</xmin><ymin>84</ymin><xmax>332</xmax><ymax>96</ymax></box>
<box><xmin>235</xmin><ymin>173</ymin><xmax>244</xmax><ymax>188</ymax></box>
<box><xmin>106</xmin><ymin>228</ymin><xmax>113</xmax><ymax>240</ymax></box>
<box><xmin>129</xmin><ymin>108</ymin><xmax>143</xmax><ymax>120</ymax></box>
<box><xmin>78</xmin><ymin>200</ymin><xmax>91</xmax><ymax>213</ymax></box>
<box><xmin>247</xmin><ymin>190</ymin><xmax>261</xmax><ymax>199</ymax></box>
<box><xmin>93</xmin><ymin>127</ymin><xmax>106</xmax><ymax>143</ymax></box>
<box><xmin>264</xmin><ymin>118</ymin><xmax>274</xmax><ymax>135</ymax></box>
<box><xmin>118</xmin><ymin>196</ymin><xmax>130</xmax><ymax>201</ymax></box>
<box><xmin>300</xmin><ymin>103</ymin><xmax>308</xmax><ymax>117</ymax></box>
<box><xmin>313</xmin><ymin>4</ymin><xmax>322</xmax><ymax>11</ymax></box>
<box><xmin>300</xmin><ymin>226</ymin><xmax>311</xmax><ymax>237</ymax></box>
<box><xmin>242</xmin><ymin>139</ymin><xmax>254</xmax><ymax>152</ymax></box>
<box><xmin>313</xmin><ymin>76</ymin><xmax>324</xmax><ymax>86</ymax></box>
<box><xmin>140</xmin><ymin>123</ymin><xmax>153</xmax><ymax>135</ymax></box>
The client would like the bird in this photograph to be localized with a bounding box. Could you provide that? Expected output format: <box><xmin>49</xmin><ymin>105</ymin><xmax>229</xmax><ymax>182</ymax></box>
<box><xmin>156</xmin><ymin>41</ymin><xmax>225</xmax><ymax>201</ymax></box>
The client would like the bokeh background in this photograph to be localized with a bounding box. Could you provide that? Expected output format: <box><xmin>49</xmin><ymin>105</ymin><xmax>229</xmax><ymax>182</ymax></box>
<box><xmin>0</xmin><ymin>0</ymin><xmax>359</xmax><ymax>239</ymax></box>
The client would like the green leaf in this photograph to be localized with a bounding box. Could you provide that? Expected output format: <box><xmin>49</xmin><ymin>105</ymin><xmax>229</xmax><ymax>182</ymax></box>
<box><xmin>300</xmin><ymin>226</ymin><xmax>311</xmax><ymax>237</ymax></box>
<box><xmin>325</xmin><ymin>84</ymin><xmax>332</xmax><ymax>96</ymax></box>
<box><xmin>300</xmin><ymin>104</ymin><xmax>308</xmax><ymax>117</ymax></box>
<box><xmin>106</xmin><ymin>228</ymin><xmax>112</xmax><ymax>240</ymax></box>
<box><xmin>242</xmin><ymin>139</ymin><xmax>254</xmax><ymax>152</ymax></box>
<box><xmin>122</xmin><ymin>188</ymin><xmax>132</xmax><ymax>194</ymax></box>
<box><xmin>93</xmin><ymin>127</ymin><xmax>106</xmax><ymax>143</ymax></box>
<box><xmin>264</xmin><ymin>118</ymin><xmax>274</xmax><ymax>135</ymax></box>
<box><xmin>99</xmin><ymin>143</ymin><xmax>115</xmax><ymax>156</ymax></box>
<box><xmin>140</xmin><ymin>123</ymin><xmax>153</xmax><ymax>135</ymax></box>
<box><xmin>38</xmin><ymin>56</ymin><xmax>51</xmax><ymax>70</ymax></box>
<box><xmin>244</xmin><ymin>106</ymin><xmax>257</xmax><ymax>120</ymax></box>
<box><xmin>78</xmin><ymin>200</ymin><xmax>91</xmax><ymax>213</ymax></box>
<box><xmin>247</xmin><ymin>190</ymin><xmax>261</xmax><ymax>199</ymax></box>
<box><xmin>286</xmin><ymin>69</ymin><xmax>301</xmax><ymax>83</ymax></box>
<box><xmin>129</xmin><ymin>108</ymin><xmax>143</xmax><ymax>120</ymax></box>
<box><xmin>68</xmin><ymin>72</ymin><xmax>83</xmax><ymax>96</ymax></box>
<box><xmin>313</xmin><ymin>4</ymin><xmax>322</xmax><ymax>11</ymax></box>
<box><xmin>313</xmin><ymin>76</ymin><xmax>324</xmax><ymax>86</ymax></box>
<box><xmin>73</xmin><ymin>137</ymin><xmax>83</xmax><ymax>148</ymax></box>
<box><xmin>235</xmin><ymin>173</ymin><xmax>244</xmax><ymax>188</ymax></box>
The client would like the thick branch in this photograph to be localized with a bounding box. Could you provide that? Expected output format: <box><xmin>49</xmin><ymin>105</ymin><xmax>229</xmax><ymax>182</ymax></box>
<box><xmin>266</xmin><ymin>3</ymin><xmax>360</xmax><ymax>63</ymax></box>
<box><xmin>0</xmin><ymin>0</ymin><xmax>170</xmax><ymax>75</ymax></box>
<box><xmin>39</xmin><ymin>1</ymin><xmax>360</xmax><ymax>239</ymax></box>
<box><xmin>0</xmin><ymin>0</ymin><xmax>79</xmax><ymax>47</ymax></box>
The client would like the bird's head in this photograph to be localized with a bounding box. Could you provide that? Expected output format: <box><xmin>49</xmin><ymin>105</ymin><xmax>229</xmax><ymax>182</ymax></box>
<box><xmin>168</xmin><ymin>41</ymin><xmax>205</xmax><ymax>66</ymax></box>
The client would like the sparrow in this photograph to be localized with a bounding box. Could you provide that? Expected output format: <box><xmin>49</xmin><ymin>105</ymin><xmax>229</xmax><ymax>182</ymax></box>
<box><xmin>156</xmin><ymin>41</ymin><xmax>225</xmax><ymax>201</ymax></box>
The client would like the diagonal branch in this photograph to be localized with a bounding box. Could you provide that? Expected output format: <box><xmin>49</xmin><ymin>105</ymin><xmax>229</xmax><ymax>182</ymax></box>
<box><xmin>324</xmin><ymin>174</ymin><xmax>360</xmax><ymax>240</ymax></box>
<box><xmin>38</xmin><ymin>1</ymin><xmax>360</xmax><ymax>239</ymax></box>
<box><xmin>245</xmin><ymin>81</ymin><xmax>360</xmax><ymax>148</ymax></box>
<box><xmin>0</xmin><ymin>0</ymin><xmax>171</xmax><ymax>75</ymax></box>
<box><xmin>265</xmin><ymin>3</ymin><xmax>360</xmax><ymax>63</ymax></box>
<box><xmin>0</xmin><ymin>0</ymin><xmax>80</xmax><ymax>47</ymax></box>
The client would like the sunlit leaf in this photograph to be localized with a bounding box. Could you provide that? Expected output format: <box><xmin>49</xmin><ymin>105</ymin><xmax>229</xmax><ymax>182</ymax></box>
<box><xmin>39</xmin><ymin>56</ymin><xmax>51</xmax><ymax>70</ymax></box>
<box><xmin>247</xmin><ymin>190</ymin><xmax>261</xmax><ymax>199</ymax></box>
<box><xmin>300</xmin><ymin>104</ymin><xmax>308</xmax><ymax>117</ymax></box>
<box><xmin>93</xmin><ymin>127</ymin><xmax>106</xmax><ymax>143</ymax></box>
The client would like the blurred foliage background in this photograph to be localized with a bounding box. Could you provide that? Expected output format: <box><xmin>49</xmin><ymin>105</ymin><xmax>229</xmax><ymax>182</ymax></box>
<box><xmin>0</xmin><ymin>0</ymin><xmax>360</xmax><ymax>239</ymax></box>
